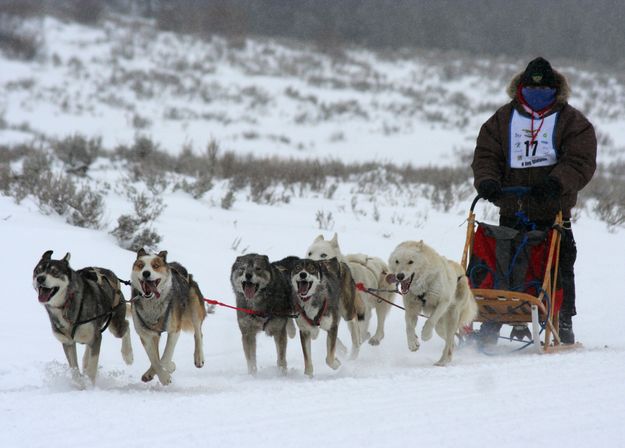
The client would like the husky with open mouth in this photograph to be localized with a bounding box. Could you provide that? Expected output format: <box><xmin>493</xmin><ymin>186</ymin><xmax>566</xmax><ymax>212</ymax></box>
<box><xmin>387</xmin><ymin>240</ymin><xmax>477</xmax><ymax>366</ymax></box>
<box><xmin>290</xmin><ymin>258</ymin><xmax>363</xmax><ymax>377</ymax></box>
<box><xmin>33</xmin><ymin>250</ymin><xmax>133</xmax><ymax>384</ymax></box>
<box><xmin>306</xmin><ymin>233</ymin><xmax>395</xmax><ymax>351</ymax></box>
<box><xmin>230</xmin><ymin>254</ymin><xmax>297</xmax><ymax>374</ymax></box>
<box><xmin>131</xmin><ymin>249</ymin><xmax>208</xmax><ymax>385</ymax></box>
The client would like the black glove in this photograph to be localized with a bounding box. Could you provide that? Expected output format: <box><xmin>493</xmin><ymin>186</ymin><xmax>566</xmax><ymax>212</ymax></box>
<box><xmin>477</xmin><ymin>180</ymin><xmax>502</xmax><ymax>202</ymax></box>
<box><xmin>530</xmin><ymin>176</ymin><xmax>562</xmax><ymax>202</ymax></box>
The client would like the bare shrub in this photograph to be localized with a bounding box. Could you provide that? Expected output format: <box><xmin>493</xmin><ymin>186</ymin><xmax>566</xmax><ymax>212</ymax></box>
<box><xmin>115</xmin><ymin>137</ymin><xmax>171</xmax><ymax>193</ymax></box>
<box><xmin>12</xmin><ymin>150</ymin><xmax>51</xmax><ymax>202</ymax></box>
<box><xmin>10</xmin><ymin>150</ymin><xmax>105</xmax><ymax>229</ymax></box>
<box><xmin>52</xmin><ymin>134</ymin><xmax>102</xmax><ymax>176</ymax></box>
<box><xmin>583</xmin><ymin>165</ymin><xmax>625</xmax><ymax>230</ymax></box>
<box><xmin>111</xmin><ymin>188</ymin><xmax>165</xmax><ymax>252</ymax></box>
<box><xmin>0</xmin><ymin>14</ymin><xmax>42</xmax><ymax>60</ymax></box>
<box><xmin>62</xmin><ymin>0</ymin><xmax>104</xmax><ymax>24</ymax></box>
<box><xmin>176</xmin><ymin>175</ymin><xmax>214</xmax><ymax>199</ymax></box>
<box><xmin>316</xmin><ymin>210</ymin><xmax>335</xmax><ymax>230</ymax></box>
<box><xmin>324</xmin><ymin>183</ymin><xmax>338</xmax><ymax>199</ymax></box>
<box><xmin>250</xmin><ymin>175</ymin><xmax>271</xmax><ymax>203</ymax></box>
<box><xmin>0</xmin><ymin>163</ymin><xmax>11</xmax><ymax>193</ymax></box>
<box><xmin>221</xmin><ymin>188</ymin><xmax>236</xmax><ymax>210</ymax></box>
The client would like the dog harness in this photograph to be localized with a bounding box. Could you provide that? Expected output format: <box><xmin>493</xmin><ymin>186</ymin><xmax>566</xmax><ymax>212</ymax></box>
<box><xmin>133</xmin><ymin>297</ymin><xmax>175</xmax><ymax>334</ymax></box>
<box><xmin>49</xmin><ymin>286</ymin><xmax>123</xmax><ymax>340</ymax></box>
<box><xmin>295</xmin><ymin>299</ymin><xmax>328</xmax><ymax>327</ymax></box>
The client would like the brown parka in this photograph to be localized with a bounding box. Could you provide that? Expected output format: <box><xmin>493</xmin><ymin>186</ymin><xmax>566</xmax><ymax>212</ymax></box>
<box><xmin>471</xmin><ymin>69</ymin><xmax>597</xmax><ymax>220</ymax></box>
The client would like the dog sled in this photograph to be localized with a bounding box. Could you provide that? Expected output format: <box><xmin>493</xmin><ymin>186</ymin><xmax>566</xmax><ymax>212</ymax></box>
<box><xmin>460</xmin><ymin>187</ymin><xmax>578</xmax><ymax>353</ymax></box>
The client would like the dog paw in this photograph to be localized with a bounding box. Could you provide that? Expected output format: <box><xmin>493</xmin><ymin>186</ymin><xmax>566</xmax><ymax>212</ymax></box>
<box><xmin>407</xmin><ymin>336</ymin><xmax>420</xmax><ymax>352</ymax></box>
<box><xmin>421</xmin><ymin>323</ymin><xmax>433</xmax><ymax>341</ymax></box>
<box><xmin>141</xmin><ymin>369</ymin><xmax>155</xmax><ymax>383</ymax></box>
<box><xmin>194</xmin><ymin>353</ymin><xmax>204</xmax><ymax>368</ymax></box>
<box><xmin>278</xmin><ymin>363</ymin><xmax>288</xmax><ymax>375</ymax></box>
<box><xmin>326</xmin><ymin>357</ymin><xmax>341</xmax><ymax>370</ymax></box>
<box><xmin>157</xmin><ymin>371</ymin><xmax>172</xmax><ymax>385</ymax></box>
<box><xmin>304</xmin><ymin>367</ymin><xmax>314</xmax><ymax>377</ymax></box>
<box><xmin>71</xmin><ymin>370</ymin><xmax>87</xmax><ymax>390</ymax></box>
<box><xmin>368</xmin><ymin>336</ymin><xmax>382</xmax><ymax>346</ymax></box>
<box><xmin>163</xmin><ymin>361</ymin><xmax>176</xmax><ymax>373</ymax></box>
<box><xmin>434</xmin><ymin>358</ymin><xmax>450</xmax><ymax>367</ymax></box>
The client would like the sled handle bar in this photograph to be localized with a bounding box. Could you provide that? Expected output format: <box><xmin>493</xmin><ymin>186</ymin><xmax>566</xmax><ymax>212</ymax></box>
<box><xmin>470</xmin><ymin>186</ymin><xmax>530</xmax><ymax>212</ymax></box>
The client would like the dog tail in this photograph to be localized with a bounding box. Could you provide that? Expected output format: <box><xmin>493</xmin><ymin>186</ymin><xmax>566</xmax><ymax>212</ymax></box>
<box><xmin>339</xmin><ymin>261</ymin><xmax>366</xmax><ymax>320</ymax></box>
<box><xmin>181</xmin><ymin>274</ymin><xmax>209</xmax><ymax>332</ymax></box>
<box><xmin>457</xmin><ymin>274</ymin><xmax>477</xmax><ymax>327</ymax></box>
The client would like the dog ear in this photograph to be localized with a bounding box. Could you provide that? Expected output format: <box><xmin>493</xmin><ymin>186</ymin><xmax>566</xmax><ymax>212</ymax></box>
<box><xmin>313</xmin><ymin>234</ymin><xmax>324</xmax><ymax>243</ymax></box>
<box><xmin>261</xmin><ymin>255</ymin><xmax>270</xmax><ymax>266</ymax></box>
<box><xmin>330</xmin><ymin>233</ymin><xmax>338</xmax><ymax>247</ymax></box>
<box><xmin>157</xmin><ymin>251</ymin><xmax>168</xmax><ymax>262</ymax></box>
<box><xmin>41</xmin><ymin>250</ymin><xmax>53</xmax><ymax>260</ymax></box>
<box><xmin>137</xmin><ymin>248</ymin><xmax>147</xmax><ymax>257</ymax></box>
<box><xmin>62</xmin><ymin>252</ymin><xmax>71</xmax><ymax>263</ymax></box>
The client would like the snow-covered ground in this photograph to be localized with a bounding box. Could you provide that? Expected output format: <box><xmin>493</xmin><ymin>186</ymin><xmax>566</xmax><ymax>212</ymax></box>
<box><xmin>2</xmin><ymin>14</ymin><xmax>625</xmax><ymax>448</ymax></box>
<box><xmin>2</xmin><ymin>185</ymin><xmax>625</xmax><ymax>448</ymax></box>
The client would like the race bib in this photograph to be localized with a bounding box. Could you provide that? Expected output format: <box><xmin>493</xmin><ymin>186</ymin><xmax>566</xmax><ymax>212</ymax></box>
<box><xmin>509</xmin><ymin>109</ymin><xmax>558</xmax><ymax>168</ymax></box>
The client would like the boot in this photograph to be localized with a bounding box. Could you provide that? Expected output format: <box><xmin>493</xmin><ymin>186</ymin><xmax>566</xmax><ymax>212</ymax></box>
<box><xmin>559</xmin><ymin>313</ymin><xmax>575</xmax><ymax>344</ymax></box>
<box><xmin>477</xmin><ymin>321</ymin><xmax>502</xmax><ymax>346</ymax></box>
<box><xmin>510</xmin><ymin>324</ymin><xmax>531</xmax><ymax>341</ymax></box>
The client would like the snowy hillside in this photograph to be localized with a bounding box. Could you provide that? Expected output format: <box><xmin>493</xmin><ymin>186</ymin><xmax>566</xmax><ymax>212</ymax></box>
<box><xmin>2</xmin><ymin>14</ymin><xmax>625</xmax><ymax>448</ymax></box>
<box><xmin>2</xmin><ymin>15</ymin><xmax>625</xmax><ymax>164</ymax></box>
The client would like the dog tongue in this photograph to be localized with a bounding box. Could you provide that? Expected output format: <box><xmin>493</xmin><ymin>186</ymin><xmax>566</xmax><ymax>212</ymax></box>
<box><xmin>400</xmin><ymin>280</ymin><xmax>411</xmax><ymax>295</ymax></box>
<box><xmin>243</xmin><ymin>283</ymin><xmax>256</xmax><ymax>299</ymax></box>
<box><xmin>297</xmin><ymin>281</ymin><xmax>311</xmax><ymax>297</ymax></box>
<box><xmin>141</xmin><ymin>281</ymin><xmax>160</xmax><ymax>298</ymax></box>
<box><xmin>38</xmin><ymin>287</ymin><xmax>53</xmax><ymax>303</ymax></box>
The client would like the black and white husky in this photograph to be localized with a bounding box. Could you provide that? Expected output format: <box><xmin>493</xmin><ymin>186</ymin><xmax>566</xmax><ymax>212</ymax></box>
<box><xmin>289</xmin><ymin>258</ymin><xmax>364</xmax><ymax>377</ymax></box>
<box><xmin>32</xmin><ymin>250</ymin><xmax>133</xmax><ymax>384</ymax></box>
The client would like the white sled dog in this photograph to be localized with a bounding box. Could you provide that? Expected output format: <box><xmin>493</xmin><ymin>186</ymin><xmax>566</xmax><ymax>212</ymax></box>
<box><xmin>306</xmin><ymin>233</ymin><xmax>395</xmax><ymax>353</ymax></box>
<box><xmin>387</xmin><ymin>240</ymin><xmax>477</xmax><ymax>366</ymax></box>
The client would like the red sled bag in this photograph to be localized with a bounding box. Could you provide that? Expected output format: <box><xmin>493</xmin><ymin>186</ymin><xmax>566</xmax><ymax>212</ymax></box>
<box><xmin>467</xmin><ymin>222</ymin><xmax>563</xmax><ymax>313</ymax></box>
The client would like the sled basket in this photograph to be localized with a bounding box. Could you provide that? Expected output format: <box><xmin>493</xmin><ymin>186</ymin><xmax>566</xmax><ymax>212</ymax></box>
<box><xmin>460</xmin><ymin>188</ymin><xmax>566</xmax><ymax>351</ymax></box>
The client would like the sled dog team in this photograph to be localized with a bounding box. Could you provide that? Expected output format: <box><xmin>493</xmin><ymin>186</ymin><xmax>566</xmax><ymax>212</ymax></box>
<box><xmin>33</xmin><ymin>234</ymin><xmax>477</xmax><ymax>385</ymax></box>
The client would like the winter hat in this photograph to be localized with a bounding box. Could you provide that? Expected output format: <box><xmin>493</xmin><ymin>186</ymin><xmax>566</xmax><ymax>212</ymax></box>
<box><xmin>520</xmin><ymin>57</ymin><xmax>558</xmax><ymax>88</ymax></box>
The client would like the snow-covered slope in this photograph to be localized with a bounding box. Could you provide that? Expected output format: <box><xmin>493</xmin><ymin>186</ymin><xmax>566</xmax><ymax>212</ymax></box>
<box><xmin>2</xmin><ymin>16</ymin><xmax>624</xmax><ymax>165</ymax></box>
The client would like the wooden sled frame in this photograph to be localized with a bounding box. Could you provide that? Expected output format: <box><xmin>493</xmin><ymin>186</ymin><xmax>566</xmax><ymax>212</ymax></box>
<box><xmin>460</xmin><ymin>194</ymin><xmax>575</xmax><ymax>353</ymax></box>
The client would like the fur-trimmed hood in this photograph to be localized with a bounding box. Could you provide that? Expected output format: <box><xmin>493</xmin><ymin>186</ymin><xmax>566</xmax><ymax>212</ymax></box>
<box><xmin>506</xmin><ymin>69</ymin><xmax>571</xmax><ymax>104</ymax></box>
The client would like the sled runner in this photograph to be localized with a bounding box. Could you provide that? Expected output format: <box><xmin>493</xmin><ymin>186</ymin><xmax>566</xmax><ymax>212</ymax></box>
<box><xmin>460</xmin><ymin>187</ymin><xmax>577</xmax><ymax>353</ymax></box>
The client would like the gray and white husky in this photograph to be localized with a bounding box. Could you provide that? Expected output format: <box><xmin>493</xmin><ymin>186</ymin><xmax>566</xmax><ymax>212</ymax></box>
<box><xmin>289</xmin><ymin>258</ymin><xmax>364</xmax><ymax>377</ymax></box>
<box><xmin>306</xmin><ymin>233</ymin><xmax>395</xmax><ymax>353</ymax></box>
<box><xmin>230</xmin><ymin>254</ymin><xmax>296</xmax><ymax>375</ymax></box>
<box><xmin>32</xmin><ymin>250</ymin><xmax>133</xmax><ymax>384</ymax></box>
<box><xmin>130</xmin><ymin>249</ymin><xmax>208</xmax><ymax>385</ymax></box>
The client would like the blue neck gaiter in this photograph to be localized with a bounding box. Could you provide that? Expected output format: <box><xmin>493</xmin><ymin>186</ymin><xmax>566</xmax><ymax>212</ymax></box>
<box><xmin>521</xmin><ymin>87</ymin><xmax>556</xmax><ymax>112</ymax></box>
